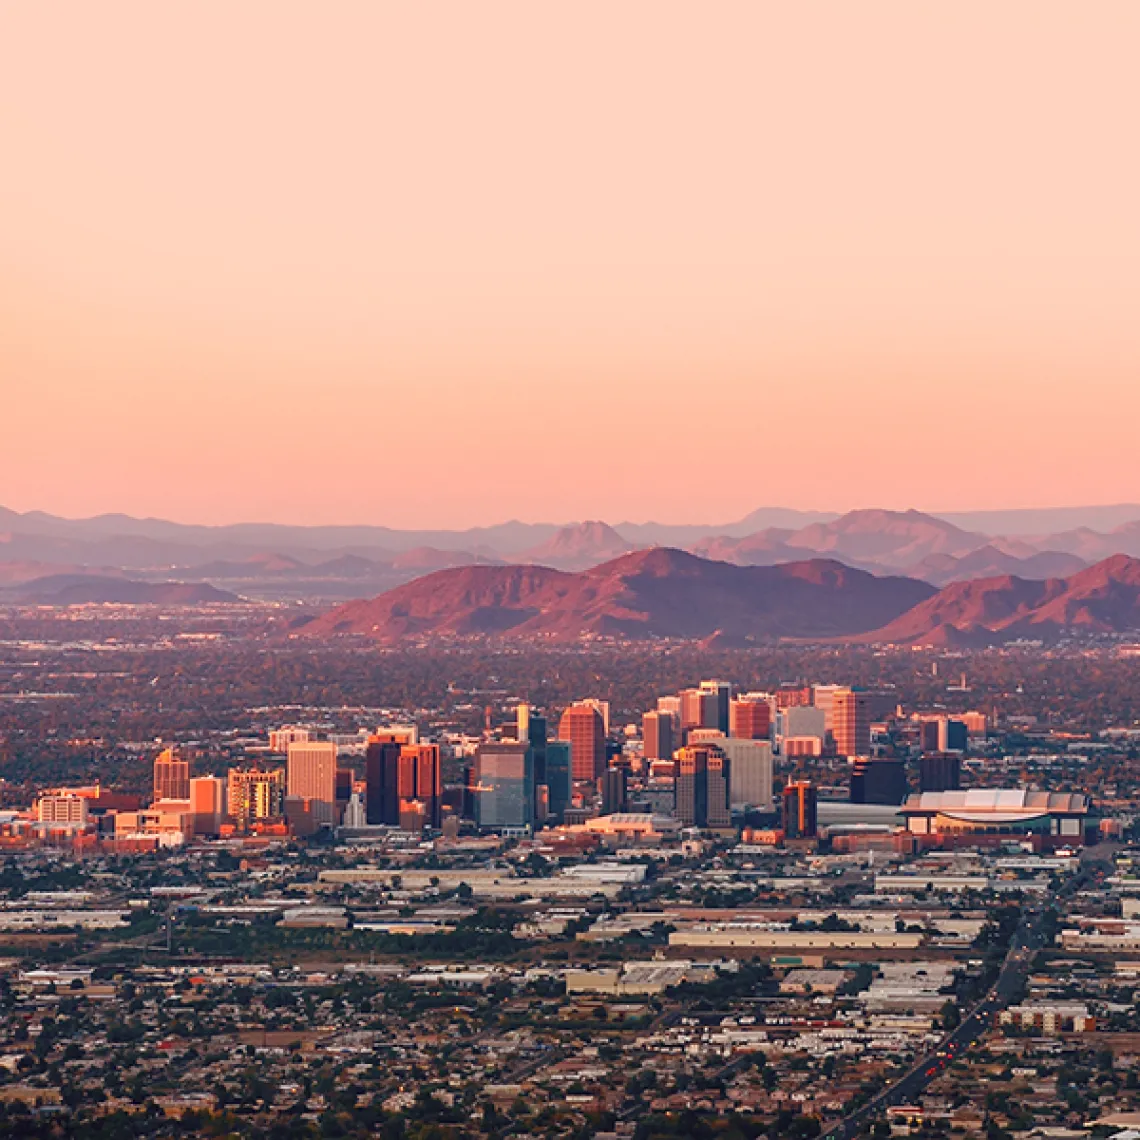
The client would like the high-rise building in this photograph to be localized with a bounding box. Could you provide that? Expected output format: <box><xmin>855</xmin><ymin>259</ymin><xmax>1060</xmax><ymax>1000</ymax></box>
<box><xmin>579</xmin><ymin>698</ymin><xmax>611</xmax><ymax>735</ymax></box>
<box><xmin>675</xmin><ymin>745</ymin><xmax>708</xmax><ymax>827</ymax></box>
<box><xmin>404</xmin><ymin>743</ymin><xmax>442</xmax><ymax>829</ymax></box>
<box><xmin>811</xmin><ymin>684</ymin><xmax>844</xmax><ymax>731</ymax></box>
<box><xmin>675</xmin><ymin>744</ymin><xmax>730</xmax><ymax>828</ymax></box>
<box><xmin>723</xmin><ymin>739</ymin><xmax>773</xmax><ymax>810</ymax></box>
<box><xmin>475</xmin><ymin>741</ymin><xmax>534</xmax><ymax>831</ymax></box>
<box><xmin>642</xmin><ymin>710</ymin><xmax>674</xmax><ymax>762</ymax></box>
<box><xmin>775</xmin><ymin>686</ymin><xmax>813</xmax><ymax>709</ymax></box>
<box><xmin>657</xmin><ymin>695</ymin><xmax>682</xmax><ymax>719</ymax></box>
<box><xmin>37</xmin><ymin>796</ymin><xmax>89</xmax><ymax>828</ymax></box>
<box><xmin>706</xmin><ymin>747</ymin><xmax>731</xmax><ymax>828</ymax></box>
<box><xmin>227</xmin><ymin>768</ymin><xmax>285</xmax><ymax>828</ymax></box>
<box><xmin>699</xmin><ymin>680</ymin><xmax>732</xmax><ymax>734</ymax></box>
<box><xmin>850</xmin><ymin>757</ymin><xmax>907</xmax><ymax>805</ymax></box>
<box><xmin>938</xmin><ymin>718</ymin><xmax>968</xmax><ymax>753</ymax></box>
<box><xmin>831</xmin><ymin>688</ymin><xmax>871</xmax><ymax>758</ymax></box>
<box><xmin>680</xmin><ymin>688</ymin><xmax>720</xmax><ymax>736</ymax></box>
<box><xmin>269</xmin><ymin>726</ymin><xmax>310</xmax><ymax>754</ymax></box>
<box><xmin>153</xmin><ymin>748</ymin><xmax>190</xmax><ymax>803</ymax></box>
<box><xmin>730</xmin><ymin>697</ymin><xmax>771</xmax><ymax>740</ymax></box>
<box><xmin>545</xmin><ymin>741</ymin><xmax>572</xmax><ymax>823</ymax></box>
<box><xmin>520</xmin><ymin>705</ymin><xmax>548</xmax><ymax>818</ymax></box>
<box><xmin>286</xmin><ymin>741</ymin><xmax>338</xmax><ymax>826</ymax></box>
<box><xmin>558</xmin><ymin>704</ymin><xmax>606</xmax><ymax>782</ymax></box>
<box><xmin>919</xmin><ymin>752</ymin><xmax>962</xmax><ymax>793</ymax></box>
<box><xmin>190</xmin><ymin>776</ymin><xmax>225</xmax><ymax>836</ymax></box>
<box><xmin>365</xmin><ymin>738</ymin><xmax>401</xmax><ymax>825</ymax></box>
<box><xmin>783</xmin><ymin>781</ymin><xmax>818</xmax><ymax>839</ymax></box>
<box><xmin>602</xmin><ymin>766</ymin><xmax>628</xmax><ymax>814</ymax></box>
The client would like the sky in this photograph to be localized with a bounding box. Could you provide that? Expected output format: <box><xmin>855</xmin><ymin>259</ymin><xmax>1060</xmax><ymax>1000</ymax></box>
<box><xmin>3</xmin><ymin>2</ymin><xmax>1140</xmax><ymax>529</ymax></box>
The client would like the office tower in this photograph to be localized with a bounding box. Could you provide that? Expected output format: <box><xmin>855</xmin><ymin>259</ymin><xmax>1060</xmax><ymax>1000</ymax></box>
<box><xmin>811</xmin><ymin>684</ymin><xmax>843</xmax><ymax>730</ymax></box>
<box><xmin>777</xmin><ymin>706</ymin><xmax>827</xmax><ymax>755</ymax></box>
<box><xmin>776</xmin><ymin>686</ymin><xmax>813</xmax><ymax>709</ymax></box>
<box><xmin>680</xmin><ymin>688</ymin><xmax>720</xmax><ymax>736</ymax></box>
<box><xmin>831</xmin><ymin>688</ymin><xmax>871</xmax><ymax>758</ymax></box>
<box><xmin>404</xmin><ymin>743</ymin><xmax>442</xmax><ymax>829</ymax></box>
<box><xmin>918</xmin><ymin>720</ymin><xmax>941</xmax><ymax>753</ymax></box>
<box><xmin>286</xmin><ymin>741</ymin><xmax>338</xmax><ymax>826</ymax></box>
<box><xmin>545</xmin><ymin>741</ymin><xmax>572</xmax><ymax>823</ymax></box>
<box><xmin>365</xmin><ymin>738</ymin><xmax>401</xmax><ymax>825</ymax></box>
<box><xmin>730</xmin><ymin>697</ymin><xmax>771</xmax><ymax>740</ymax></box>
<box><xmin>190</xmin><ymin>776</ymin><xmax>225</xmax><ymax>836</ymax></box>
<box><xmin>706</xmin><ymin>747</ymin><xmax>731</xmax><ymax>828</ymax></box>
<box><xmin>342</xmin><ymin>792</ymin><xmax>366</xmax><ymax>829</ymax></box>
<box><xmin>642</xmin><ymin>710</ymin><xmax>675</xmax><ymax>762</ymax></box>
<box><xmin>699</xmin><ymin>680</ymin><xmax>732</xmax><ymax>733</ymax></box>
<box><xmin>373</xmin><ymin>725</ymin><xmax>418</xmax><ymax>746</ymax></box>
<box><xmin>475</xmin><ymin>741</ymin><xmax>534</xmax><ymax>831</ymax></box>
<box><xmin>675</xmin><ymin>745</ymin><xmax>707</xmax><ymax>827</ymax></box>
<box><xmin>920</xmin><ymin>752</ymin><xmax>962</xmax><ymax>793</ymax></box>
<box><xmin>153</xmin><ymin>748</ymin><xmax>190</xmax><ymax>802</ymax></box>
<box><xmin>335</xmin><ymin>768</ymin><xmax>353</xmax><ymax>821</ymax></box>
<box><xmin>657</xmin><ymin>695</ymin><xmax>682</xmax><ymax>719</ymax></box>
<box><xmin>722</xmin><ymin>739</ymin><xmax>774</xmax><ymax>810</ymax></box>
<box><xmin>849</xmin><ymin>757</ymin><xmax>907</xmax><ymax>805</ymax></box>
<box><xmin>269</xmin><ymin>726</ymin><xmax>310</xmax><ymax>753</ymax></box>
<box><xmin>783</xmin><ymin>781</ymin><xmax>818</xmax><ymax>839</ymax></box>
<box><xmin>227</xmin><ymin>768</ymin><xmax>285</xmax><ymax>829</ymax></box>
<box><xmin>674</xmin><ymin>744</ymin><xmax>729</xmax><ymax>827</ymax></box>
<box><xmin>602</xmin><ymin>766</ymin><xmax>628</xmax><ymax>814</ymax></box>
<box><xmin>580</xmin><ymin>698</ymin><xmax>611</xmax><ymax>735</ymax></box>
<box><xmin>558</xmin><ymin>703</ymin><xmax>605</xmax><ymax>782</ymax></box>
<box><xmin>520</xmin><ymin>706</ymin><xmax>548</xmax><ymax>815</ymax></box>
<box><xmin>938</xmin><ymin>718</ymin><xmax>968</xmax><ymax>753</ymax></box>
<box><xmin>38</xmin><ymin>796</ymin><xmax>89</xmax><ymax>827</ymax></box>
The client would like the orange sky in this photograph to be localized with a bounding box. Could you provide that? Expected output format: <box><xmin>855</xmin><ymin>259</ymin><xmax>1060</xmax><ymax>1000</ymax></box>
<box><xmin>3</xmin><ymin>2</ymin><xmax>1140</xmax><ymax>528</ymax></box>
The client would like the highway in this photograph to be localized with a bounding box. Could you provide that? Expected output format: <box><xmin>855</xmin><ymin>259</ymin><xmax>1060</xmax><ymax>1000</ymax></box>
<box><xmin>821</xmin><ymin>856</ymin><xmax>1106</xmax><ymax>1140</ymax></box>
<box><xmin>819</xmin><ymin>905</ymin><xmax>1045</xmax><ymax>1140</ymax></box>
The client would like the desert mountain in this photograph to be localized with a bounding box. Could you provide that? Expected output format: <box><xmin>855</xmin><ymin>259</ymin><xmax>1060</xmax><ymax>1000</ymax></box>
<box><xmin>299</xmin><ymin>547</ymin><xmax>936</xmax><ymax>643</ymax></box>
<box><xmin>861</xmin><ymin>554</ymin><xmax>1140</xmax><ymax>645</ymax></box>
<box><xmin>520</xmin><ymin>521</ymin><xmax>635</xmax><ymax>570</ymax></box>
<box><xmin>4</xmin><ymin>574</ymin><xmax>240</xmax><ymax>605</ymax></box>
<box><xmin>906</xmin><ymin>545</ymin><xmax>1087</xmax><ymax>587</ymax></box>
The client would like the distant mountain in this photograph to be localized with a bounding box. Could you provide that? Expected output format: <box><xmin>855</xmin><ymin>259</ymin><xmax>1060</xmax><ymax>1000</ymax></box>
<box><xmin>389</xmin><ymin>547</ymin><xmax>497</xmax><ymax>571</ymax></box>
<box><xmin>521</xmin><ymin>521</ymin><xmax>635</xmax><ymax>569</ymax></box>
<box><xmin>939</xmin><ymin>504</ymin><xmax>1140</xmax><ymax>536</ymax></box>
<box><xmin>906</xmin><ymin>545</ymin><xmax>1087</xmax><ymax>587</ymax></box>
<box><xmin>861</xmin><ymin>555</ymin><xmax>1140</xmax><ymax>645</ymax></box>
<box><xmin>299</xmin><ymin>548</ymin><xmax>936</xmax><ymax>643</ymax></box>
<box><xmin>4</xmin><ymin>574</ymin><xmax>240</xmax><ymax>605</ymax></box>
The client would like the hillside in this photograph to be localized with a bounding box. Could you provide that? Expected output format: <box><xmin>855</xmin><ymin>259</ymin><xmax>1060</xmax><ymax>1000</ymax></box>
<box><xmin>300</xmin><ymin>548</ymin><xmax>936</xmax><ymax>643</ymax></box>
<box><xmin>861</xmin><ymin>554</ymin><xmax>1140</xmax><ymax>644</ymax></box>
<box><xmin>5</xmin><ymin>575</ymin><xmax>240</xmax><ymax>605</ymax></box>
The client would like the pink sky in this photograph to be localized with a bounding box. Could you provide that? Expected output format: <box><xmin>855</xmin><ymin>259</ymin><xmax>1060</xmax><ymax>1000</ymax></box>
<box><xmin>3</xmin><ymin>2</ymin><xmax>1140</xmax><ymax>528</ymax></box>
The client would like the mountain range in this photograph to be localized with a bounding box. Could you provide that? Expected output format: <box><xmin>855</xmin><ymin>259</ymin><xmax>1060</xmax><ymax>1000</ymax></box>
<box><xmin>299</xmin><ymin>549</ymin><xmax>1140</xmax><ymax>647</ymax></box>
<box><xmin>8</xmin><ymin>503</ymin><xmax>1140</xmax><ymax>604</ymax></box>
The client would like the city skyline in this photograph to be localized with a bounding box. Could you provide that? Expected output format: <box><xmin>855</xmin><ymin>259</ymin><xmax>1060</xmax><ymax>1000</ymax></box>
<box><xmin>4</xmin><ymin>3</ymin><xmax>1140</xmax><ymax>527</ymax></box>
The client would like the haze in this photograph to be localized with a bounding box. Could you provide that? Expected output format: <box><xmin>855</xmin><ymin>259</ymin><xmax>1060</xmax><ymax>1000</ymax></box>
<box><xmin>3</xmin><ymin>2</ymin><xmax>1140</xmax><ymax>528</ymax></box>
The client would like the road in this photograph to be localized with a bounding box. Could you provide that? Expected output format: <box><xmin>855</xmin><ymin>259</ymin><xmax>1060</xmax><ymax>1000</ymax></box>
<box><xmin>820</xmin><ymin>858</ymin><xmax>1103</xmax><ymax>1140</ymax></box>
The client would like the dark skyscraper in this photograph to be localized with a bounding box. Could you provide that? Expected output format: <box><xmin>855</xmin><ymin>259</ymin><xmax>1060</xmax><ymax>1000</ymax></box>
<box><xmin>919</xmin><ymin>752</ymin><xmax>962</xmax><ymax>793</ymax></box>
<box><xmin>475</xmin><ymin>741</ymin><xmax>534</xmax><ymax>831</ymax></box>
<box><xmin>675</xmin><ymin>744</ymin><xmax>729</xmax><ymax>827</ymax></box>
<box><xmin>365</xmin><ymin>738</ymin><xmax>401</xmax><ymax>825</ymax></box>
<box><xmin>602</xmin><ymin>766</ymin><xmax>627</xmax><ymax>814</ymax></box>
<box><xmin>700</xmin><ymin>680</ymin><xmax>732</xmax><ymax>734</ymax></box>
<box><xmin>783</xmin><ymin>781</ymin><xmax>818</xmax><ymax>839</ymax></box>
<box><xmin>850</xmin><ymin>757</ymin><xmax>908</xmax><ymax>805</ymax></box>
<box><xmin>545</xmin><ymin>741</ymin><xmax>572</xmax><ymax>822</ymax></box>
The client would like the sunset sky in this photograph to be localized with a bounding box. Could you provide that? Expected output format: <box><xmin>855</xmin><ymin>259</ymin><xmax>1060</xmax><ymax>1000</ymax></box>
<box><xmin>3</xmin><ymin>2</ymin><xmax>1140</xmax><ymax>529</ymax></box>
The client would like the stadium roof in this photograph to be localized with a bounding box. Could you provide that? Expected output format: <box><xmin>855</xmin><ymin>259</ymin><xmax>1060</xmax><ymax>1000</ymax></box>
<box><xmin>901</xmin><ymin>789</ymin><xmax>1088</xmax><ymax>815</ymax></box>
